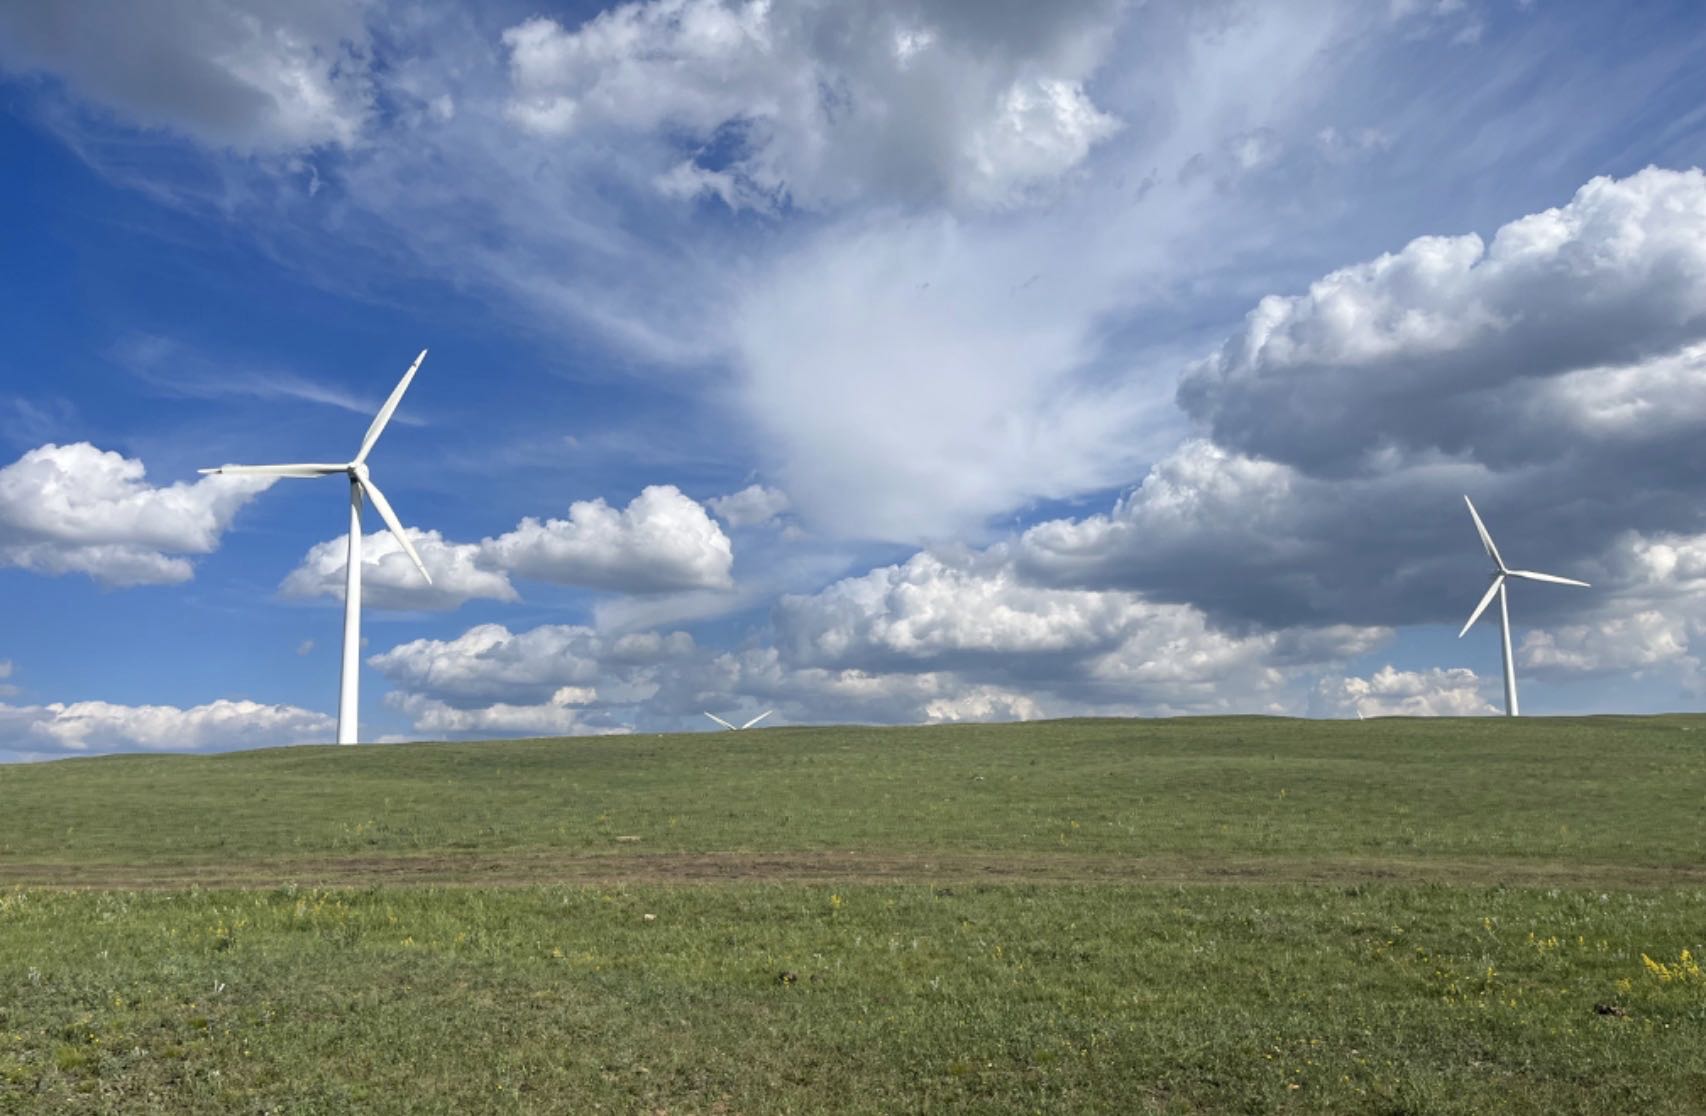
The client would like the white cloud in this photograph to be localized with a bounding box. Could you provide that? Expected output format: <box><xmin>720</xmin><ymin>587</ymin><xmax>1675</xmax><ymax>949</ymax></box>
<box><xmin>365</xmin><ymin>613</ymin><xmax>1052</xmax><ymax>732</ymax></box>
<box><xmin>498</xmin><ymin>0</ymin><xmax>1122</xmax><ymax>211</ymax></box>
<box><xmin>3</xmin><ymin>0</ymin><xmax>1366</xmax><ymax>542</ymax></box>
<box><xmin>0</xmin><ymin>697</ymin><xmax>335</xmax><ymax>757</ymax></box>
<box><xmin>999</xmin><ymin>168</ymin><xmax>1706</xmax><ymax>644</ymax></box>
<box><xmin>708</xmin><ymin>484</ymin><xmax>790</xmax><ymax>528</ymax></box>
<box><xmin>387</xmin><ymin>687</ymin><xmax>621</xmax><ymax>738</ymax></box>
<box><xmin>279</xmin><ymin>485</ymin><xmax>733</xmax><ymax>607</ymax></box>
<box><xmin>1522</xmin><ymin>610</ymin><xmax>1690</xmax><ymax>678</ymax></box>
<box><xmin>1518</xmin><ymin>529</ymin><xmax>1706</xmax><ymax>682</ymax></box>
<box><xmin>369</xmin><ymin>621</ymin><xmax>703</xmax><ymax>736</ymax></box>
<box><xmin>729</xmin><ymin>214</ymin><xmax>1164</xmax><ymax>541</ymax></box>
<box><xmin>774</xmin><ymin>546</ymin><xmax>1388</xmax><ymax>713</ymax></box>
<box><xmin>654</xmin><ymin>159</ymin><xmax>774</xmax><ymax>212</ymax></box>
<box><xmin>368</xmin><ymin>622</ymin><xmax>694</xmax><ymax>707</ymax></box>
<box><xmin>960</xmin><ymin>77</ymin><xmax>1120</xmax><ymax>206</ymax></box>
<box><xmin>112</xmin><ymin>333</ymin><xmax>422</xmax><ymax>421</ymax></box>
<box><xmin>717</xmin><ymin>3</ymin><xmax>1356</xmax><ymax>543</ymax></box>
<box><xmin>777</xmin><ymin>549</ymin><xmax>1145</xmax><ymax>666</ymax></box>
<box><xmin>0</xmin><ymin>0</ymin><xmax>375</xmax><ymax>152</ymax></box>
<box><xmin>0</xmin><ymin>443</ymin><xmax>274</xmax><ymax>585</ymax></box>
<box><xmin>923</xmin><ymin>686</ymin><xmax>1042</xmax><ymax>723</ymax></box>
<box><xmin>1312</xmin><ymin>665</ymin><xmax>1496</xmax><ymax>717</ymax></box>
<box><xmin>281</xmin><ymin>528</ymin><xmax>519</xmax><ymax>610</ymax></box>
<box><xmin>1179</xmin><ymin>167</ymin><xmax>1706</xmax><ymax>475</ymax></box>
<box><xmin>480</xmin><ymin>485</ymin><xmax>733</xmax><ymax>593</ymax></box>
<box><xmin>695</xmin><ymin>645</ymin><xmax>1048</xmax><ymax>726</ymax></box>
<box><xmin>360</xmin><ymin>526</ymin><xmax>1393</xmax><ymax>733</ymax></box>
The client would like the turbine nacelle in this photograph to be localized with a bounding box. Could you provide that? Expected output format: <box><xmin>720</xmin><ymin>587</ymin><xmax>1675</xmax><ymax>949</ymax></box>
<box><xmin>201</xmin><ymin>351</ymin><xmax>432</xmax><ymax>587</ymax></box>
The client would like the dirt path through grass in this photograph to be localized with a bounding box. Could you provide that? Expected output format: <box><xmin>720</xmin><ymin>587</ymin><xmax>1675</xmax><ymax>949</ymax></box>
<box><xmin>4</xmin><ymin>849</ymin><xmax>1703</xmax><ymax>889</ymax></box>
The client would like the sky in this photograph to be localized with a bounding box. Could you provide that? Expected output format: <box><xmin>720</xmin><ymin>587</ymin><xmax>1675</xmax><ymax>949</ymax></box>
<box><xmin>2</xmin><ymin>0</ymin><xmax>1705</xmax><ymax>760</ymax></box>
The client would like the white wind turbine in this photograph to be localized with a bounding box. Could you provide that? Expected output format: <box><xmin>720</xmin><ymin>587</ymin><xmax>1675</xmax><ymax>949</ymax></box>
<box><xmin>704</xmin><ymin>710</ymin><xmax>774</xmax><ymax>731</ymax></box>
<box><xmin>202</xmin><ymin>350</ymin><xmax>433</xmax><ymax>745</ymax></box>
<box><xmin>1457</xmin><ymin>495</ymin><xmax>1589</xmax><ymax>717</ymax></box>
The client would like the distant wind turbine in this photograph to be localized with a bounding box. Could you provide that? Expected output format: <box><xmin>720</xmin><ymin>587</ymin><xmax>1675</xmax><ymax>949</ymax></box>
<box><xmin>203</xmin><ymin>350</ymin><xmax>432</xmax><ymax>745</ymax></box>
<box><xmin>1457</xmin><ymin>495</ymin><xmax>1589</xmax><ymax>717</ymax></box>
<box><xmin>704</xmin><ymin>710</ymin><xmax>774</xmax><ymax>731</ymax></box>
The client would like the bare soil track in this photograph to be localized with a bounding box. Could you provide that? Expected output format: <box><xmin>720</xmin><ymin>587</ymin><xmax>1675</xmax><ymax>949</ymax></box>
<box><xmin>3</xmin><ymin>849</ymin><xmax>1701</xmax><ymax>890</ymax></box>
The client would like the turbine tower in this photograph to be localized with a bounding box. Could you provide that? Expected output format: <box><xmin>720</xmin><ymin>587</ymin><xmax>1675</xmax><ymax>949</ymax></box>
<box><xmin>1457</xmin><ymin>495</ymin><xmax>1588</xmax><ymax>717</ymax></box>
<box><xmin>704</xmin><ymin>710</ymin><xmax>774</xmax><ymax>731</ymax></box>
<box><xmin>203</xmin><ymin>350</ymin><xmax>433</xmax><ymax>745</ymax></box>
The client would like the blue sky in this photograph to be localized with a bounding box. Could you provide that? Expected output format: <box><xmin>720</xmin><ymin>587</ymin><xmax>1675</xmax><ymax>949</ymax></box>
<box><xmin>2</xmin><ymin>0</ymin><xmax>1705</xmax><ymax>759</ymax></box>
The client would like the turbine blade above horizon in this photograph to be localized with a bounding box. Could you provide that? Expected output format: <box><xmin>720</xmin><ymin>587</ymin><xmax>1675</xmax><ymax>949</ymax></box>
<box><xmin>358</xmin><ymin>476</ymin><xmax>431</xmax><ymax>585</ymax></box>
<box><xmin>1463</xmin><ymin>495</ymin><xmax>1506</xmax><ymax>571</ymax></box>
<box><xmin>353</xmin><ymin>349</ymin><xmax>427</xmax><ymax>465</ymax></box>
<box><xmin>199</xmin><ymin>463</ymin><xmax>347</xmax><ymax>477</ymax></box>
<box><xmin>740</xmin><ymin>710</ymin><xmax>774</xmax><ymax>730</ymax></box>
<box><xmin>1459</xmin><ymin>575</ymin><xmax>1504</xmax><ymax>638</ymax></box>
<box><xmin>1505</xmin><ymin>569</ymin><xmax>1591</xmax><ymax>588</ymax></box>
<box><xmin>704</xmin><ymin>712</ymin><xmax>738</xmax><ymax>731</ymax></box>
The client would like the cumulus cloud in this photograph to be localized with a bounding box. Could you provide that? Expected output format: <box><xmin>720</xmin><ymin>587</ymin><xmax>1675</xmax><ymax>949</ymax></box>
<box><xmin>369</xmin><ymin>623</ymin><xmax>695</xmax><ymax>707</ymax></box>
<box><xmin>1522</xmin><ymin>610</ymin><xmax>1691</xmax><ymax>679</ymax></box>
<box><xmin>777</xmin><ymin>549</ymin><xmax>1148</xmax><ymax>668</ymax></box>
<box><xmin>775</xmin><ymin>546</ymin><xmax>1388</xmax><ymax>713</ymax></box>
<box><xmin>364</xmin><ymin>614</ymin><xmax>1041</xmax><ymax>732</ymax></box>
<box><xmin>1518</xmin><ymin>529</ymin><xmax>1706</xmax><ymax>683</ymax></box>
<box><xmin>369</xmin><ymin>621</ymin><xmax>710</xmax><ymax>736</ymax></box>
<box><xmin>281</xmin><ymin>528</ymin><xmax>519</xmax><ymax>610</ymax></box>
<box><xmin>480</xmin><ymin>485</ymin><xmax>733</xmax><ymax>593</ymax></box>
<box><xmin>708</xmin><ymin>484</ymin><xmax>790</xmax><ymax>528</ymax></box>
<box><xmin>1011</xmin><ymin>169</ymin><xmax>1706</xmax><ymax>644</ymax></box>
<box><xmin>669</xmin><ymin>644</ymin><xmax>1058</xmax><ymax>727</ymax></box>
<box><xmin>0</xmin><ymin>0</ymin><xmax>375</xmax><ymax>152</ymax></box>
<box><xmin>278</xmin><ymin>485</ymin><xmax>733</xmax><ymax>607</ymax></box>
<box><xmin>499</xmin><ymin>0</ymin><xmax>1121</xmax><ymax>211</ymax></box>
<box><xmin>923</xmin><ymin>686</ymin><xmax>1043</xmax><ymax>723</ymax></box>
<box><xmin>0</xmin><ymin>697</ymin><xmax>335</xmax><ymax>758</ymax></box>
<box><xmin>363</xmin><ymin>532</ymin><xmax>1393</xmax><ymax>736</ymax></box>
<box><xmin>1179</xmin><ymin>167</ymin><xmax>1706</xmax><ymax>476</ymax></box>
<box><xmin>1312</xmin><ymin>665</ymin><xmax>1497</xmax><ymax>718</ymax></box>
<box><xmin>387</xmin><ymin>687</ymin><xmax>623</xmax><ymax>738</ymax></box>
<box><xmin>0</xmin><ymin>443</ymin><xmax>274</xmax><ymax>585</ymax></box>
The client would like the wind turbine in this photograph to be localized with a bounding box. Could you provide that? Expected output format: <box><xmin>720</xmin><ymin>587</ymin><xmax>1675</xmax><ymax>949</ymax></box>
<box><xmin>202</xmin><ymin>350</ymin><xmax>433</xmax><ymax>745</ymax></box>
<box><xmin>704</xmin><ymin>710</ymin><xmax>774</xmax><ymax>731</ymax></box>
<box><xmin>1457</xmin><ymin>495</ymin><xmax>1588</xmax><ymax>717</ymax></box>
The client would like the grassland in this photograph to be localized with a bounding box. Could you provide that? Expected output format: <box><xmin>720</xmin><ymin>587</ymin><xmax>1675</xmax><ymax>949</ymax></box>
<box><xmin>2</xmin><ymin>716</ymin><xmax>1704</xmax><ymax>1112</ymax></box>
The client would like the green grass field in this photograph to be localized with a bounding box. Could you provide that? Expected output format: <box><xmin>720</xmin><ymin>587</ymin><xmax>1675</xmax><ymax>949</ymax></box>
<box><xmin>2</xmin><ymin>717</ymin><xmax>1704</xmax><ymax>1112</ymax></box>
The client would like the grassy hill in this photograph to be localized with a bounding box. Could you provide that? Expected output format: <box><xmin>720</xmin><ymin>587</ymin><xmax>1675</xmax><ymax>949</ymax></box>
<box><xmin>3</xmin><ymin>717</ymin><xmax>1705</xmax><ymax>1113</ymax></box>
<box><xmin>3</xmin><ymin>715</ymin><xmax>1704</xmax><ymax>883</ymax></box>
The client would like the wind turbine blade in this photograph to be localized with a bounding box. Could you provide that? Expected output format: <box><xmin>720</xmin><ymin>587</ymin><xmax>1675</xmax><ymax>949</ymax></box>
<box><xmin>353</xmin><ymin>349</ymin><xmax>427</xmax><ymax>465</ymax></box>
<box><xmin>740</xmin><ymin>710</ymin><xmax>774</xmax><ymax>730</ymax></box>
<box><xmin>704</xmin><ymin>712</ymin><xmax>737</xmax><ymax>731</ymax></box>
<box><xmin>1505</xmin><ymin>569</ymin><xmax>1591</xmax><ymax>588</ymax></box>
<box><xmin>1463</xmin><ymin>495</ymin><xmax>1505</xmax><ymax>570</ymax></box>
<box><xmin>199</xmin><ymin>463</ymin><xmax>347</xmax><ymax>477</ymax></box>
<box><xmin>358</xmin><ymin>476</ymin><xmax>431</xmax><ymax>585</ymax></box>
<box><xmin>1459</xmin><ymin>575</ymin><xmax>1504</xmax><ymax>638</ymax></box>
